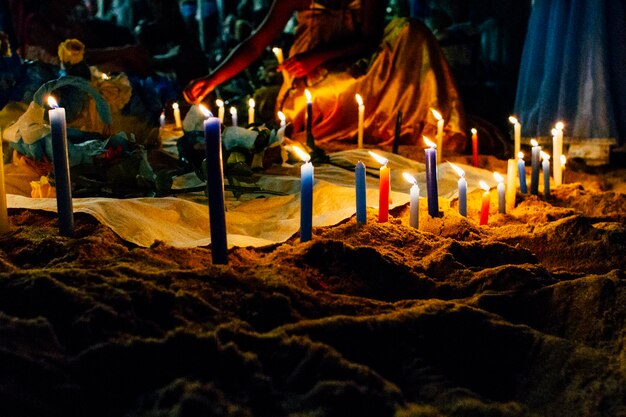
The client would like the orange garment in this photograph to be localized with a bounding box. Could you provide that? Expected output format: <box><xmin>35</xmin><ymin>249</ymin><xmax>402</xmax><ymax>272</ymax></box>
<box><xmin>277</xmin><ymin>1</ymin><xmax>465</xmax><ymax>150</ymax></box>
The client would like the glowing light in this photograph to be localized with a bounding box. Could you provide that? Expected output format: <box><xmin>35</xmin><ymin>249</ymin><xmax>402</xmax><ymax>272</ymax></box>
<box><xmin>47</xmin><ymin>96</ymin><xmax>59</xmax><ymax>108</ymax></box>
<box><xmin>471</xmin><ymin>128</ymin><xmax>477</xmax><ymax>135</ymax></box>
<box><xmin>479</xmin><ymin>180</ymin><xmax>490</xmax><ymax>192</ymax></box>
<box><xmin>403</xmin><ymin>172</ymin><xmax>417</xmax><ymax>185</ymax></box>
<box><xmin>293</xmin><ymin>145</ymin><xmax>311</xmax><ymax>163</ymax></box>
<box><xmin>531</xmin><ymin>139</ymin><xmax>539</xmax><ymax>147</ymax></box>
<box><xmin>198</xmin><ymin>104</ymin><xmax>211</xmax><ymax>118</ymax></box>
<box><xmin>248</xmin><ymin>98</ymin><xmax>255</xmax><ymax>108</ymax></box>
<box><xmin>368</xmin><ymin>151</ymin><xmax>388</xmax><ymax>166</ymax></box>
<box><xmin>518</xmin><ymin>151</ymin><xmax>525</xmax><ymax>159</ymax></box>
<box><xmin>509</xmin><ymin>116</ymin><xmax>519</xmax><ymax>125</ymax></box>
<box><xmin>555</xmin><ymin>121</ymin><xmax>565</xmax><ymax>130</ymax></box>
<box><xmin>540</xmin><ymin>151</ymin><xmax>550</xmax><ymax>160</ymax></box>
<box><xmin>448</xmin><ymin>162</ymin><xmax>465</xmax><ymax>178</ymax></box>
<box><xmin>216</xmin><ymin>99</ymin><xmax>224</xmax><ymax>108</ymax></box>
<box><xmin>494</xmin><ymin>171</ymin><xmax>504</xmax><ymax>183</ymax></box>
<box><xmin>355</xmin><ymin>94</ymin><xmax>363</xmax><ymax>107</ymax></box>
<box><xmin>430</xmin><ymin>108</ymin><xmax>442</xmax><ymax>121</ymax></box>
<box><xmin>305</xmin><ymin>89</ymin><xmax>312</xmax><ymax>103</ymax></box>
<box><xmin>423</xmin><ymin>136</ymin><xmax>437</xmax><ymax>148</ymax></box>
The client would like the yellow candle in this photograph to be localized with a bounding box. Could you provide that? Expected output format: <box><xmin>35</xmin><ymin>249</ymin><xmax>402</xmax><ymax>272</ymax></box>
<box><xmin>509</xmin><ymin>116</ymin><xmax>521</xmax><ymax>157</ymax></box>
<box><xmin>230</xmin><ymin>106</ymin><xmax>238</xmax><ymax>127</ymax></box>
<box><xmin>272</xmin><ymin>47</ymin><xmax>284</xmax><ymax>65</ymax></box>
<box><xmin>355</xmin><ymin>93</ymin><xmax>364</xmax><ymax>148</ymax></box>
<box><xmin>216</xmin><ymin>99</ymin><xmax>225</xmax><ymax>124</ymax></box>
<box><xmin>553</xmin><ymin>121</ymin><xmax>564</xmax><ymax>186</ymax></box>
<box><xmin>506</xmin><ymin>158</ymin><xmax>517</xmax><ymax>211</ymax></box>
<box><xmin>172</xmin><ymin>102</ymin><xmax>182</xmax><ymax>130</ymax></box>
<box><xmin>248</xmin><ymin>98</ymin><xmax>255</xmax><ymax>125</ymax></box>
<box><xmin>0</xmin><ymin>129</ymin><xmax>8</xmax><ymax>233</ymax></box>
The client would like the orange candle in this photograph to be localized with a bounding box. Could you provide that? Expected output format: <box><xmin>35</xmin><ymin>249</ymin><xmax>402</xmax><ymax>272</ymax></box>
<box><xmin>369</xmin><ymin>151</ymin><xmax>389</xmax><ymax>223</ymax></box>
<box><xmin>471</xmin><ymin>127</ymin><xmax>479</xmax><ymax>167</ymax></box>
<box><xmin>479</xmin><ymin>180</ymin><xmax>491</xmax><ymax>225</ymax></box>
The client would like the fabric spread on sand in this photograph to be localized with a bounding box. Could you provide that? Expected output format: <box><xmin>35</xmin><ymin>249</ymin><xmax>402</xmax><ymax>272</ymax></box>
<box><xmin>6</xmin><ymin>150</ymin><xmax>495</xmax><ymax>247</ymax></box>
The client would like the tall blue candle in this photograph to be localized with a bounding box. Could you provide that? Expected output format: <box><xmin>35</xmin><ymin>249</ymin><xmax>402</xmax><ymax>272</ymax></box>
<box><xmin>530</xmin><ymin>139</ymin><xmax>541</xmax><ymax>195</ymax></box>
<box><xmin>202</xmin><ymin>109</ymin><xmax>228</xmax><ymax>264</ymax></box>
<box><xmin>47</xmin><ymin>96</ymin><xmax>74</xmax><ymax>236</ymax></box>
<box><xmin>305</xmin><ymin>89</ymin><xmax>314</xmax><ymax>149</ymax></box>
<box><xmin>424</xmin><ymin>136</ymin><xmax>439</xmax><ymax>217</ymax></box>
<box><xmin>542</xmin><ymin>151</ymin><xmax>551</xmax><ymax>198</ymax></box>
<box><xmin>517</xmin><ymin>151</ymin><xmax>527</xmax><ymax>193</ymax></box>
<box><xmin>355</xmin><ymin>160</ymin><xmax>366</xmax><ymax>224</ymax></box>
<box><xmin>294</xmin><ymin>146</ymin><xmax>313</xmax><ymax>242</ymax></box>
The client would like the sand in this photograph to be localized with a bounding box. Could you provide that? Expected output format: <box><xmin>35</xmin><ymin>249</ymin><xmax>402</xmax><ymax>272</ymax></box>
<box><xmin>0</xmin><ymin>147</ymin><xmax>625</xmax><ymax>417</ymax></box>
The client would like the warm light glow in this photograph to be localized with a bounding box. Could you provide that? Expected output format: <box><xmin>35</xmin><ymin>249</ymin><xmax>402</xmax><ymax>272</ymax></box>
<box><xmin>423</xmin><ymin>136</ymin><xmax>436</xmax><ymax>148</ymax></box>
<box><xmin>403</xmin><ymin>172</ymin><xmax>417</xmax><ymax>185</ymax></box>
<box><xmin>531</xmin><ymin>139</ymin><xmax>539</xmax><ymax>147</ymax></box>
<box><xmin>277</xmin><ymin>111</ymin><xmax>286</xmax><ymax>123</ymax></box>
<box><xmin>272</xmin><ymin>47</ymin><xmax>282</xmax><ymax>56</ymax></box>
<box><xmin>198</xmin><ymin>104</ymin><xmax>211</xmax><ymax>118</ymax></box>
<box><xmin>479</xmin><ymin>180</ymin><xmax>491</xmax><ymax>192</ymax></box>
<box><xmin>493</xmin><ymin>172</ymin><xmax>504</xmax><ymax>183</ymax></box>
<box><xmin>540</xmin><ymin>151</ymin><xmax>550</xmax><ymax>160</ymax></box>
<box><xmin>172</xmin><ymin>102</ymin><xmax>179</xmax><ymax>110</ymax></box>
<box><xmin>471</xmin><ymin>128</ymin><xmax>477</xmax><ymax>135</ymax></box>
<box><xmin>47</xmin><ymin>96</ymin><xmax>59</xmax><ymax>108</ymax></box>
<box><xmin>355</xmin><ymin>93</ymin><xmax>363</xmax><ymax>107</ymax></box>
<box><xmin>368</xmin><ymin>151</ymin><xmax>388</xmax><ymax>166</ymax></box>
<box><xmin>560</xmin><ymin>154</ymin><xmax>567</xmax><ymax>166</ymax></box>
<box><xmin>101</xmin><ymin>73</ymin><xmax>109</xmax><ymax>80</ymax></box>
<box><xmin>230</xmin><ymin>106</ymin><xmax>237</xmax><ymax>116</ymax></box>
<box><xmin>293</xmin><ymin>145</ymin><xmax>311</xmax><ymax>163</ymax></box>
<box><xmin>448</xmin><ymin>162</ymin><xmax>465</xmax><ymax>178</ymax></box>
<box><xmin>216</xmin><ymin>99</ymin><xmax>224</xmax><ymax>108</ymax></box>
<box><xmin>518</xmin><ymin>151</ymin><xmax>525</xmax><ymax>159</ymax></box>
<box><xmin>430</xmin><ymin>108</ymin><xmax>442</xmax><ymax>121</ymax></box>
<box><xmin>509</xmin><ymin>116</ymin><xmax>519</xmax><ymax>125</ymax></box>
<box><xmin>305</xmin><ymin>89</ymin><xmax>312</xmax><ymax>103</ymax></box>
<box><xmin>248</xmin><ymin>98</ymin><xmax>255</xmax><ymax>108</ymax></box>
<box><xmin>555</xmin><ymin>121</ymin><xmax>565</xmax><ymax>130</ymax></box>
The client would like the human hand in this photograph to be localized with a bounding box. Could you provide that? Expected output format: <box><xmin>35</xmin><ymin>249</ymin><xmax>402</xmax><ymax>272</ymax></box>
<box><xmin>278</xmin><ymin>52</ymin><xmax>325</xmax><ymax>78</ymax></box>
<box><xmin>183</xmin><ymin>76</ymin><xmax>215</xmax><ymax>105</ymax></box>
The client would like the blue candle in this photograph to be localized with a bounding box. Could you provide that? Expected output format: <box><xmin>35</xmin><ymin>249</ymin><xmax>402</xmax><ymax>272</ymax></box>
<box><xmin>305</xmin><ymin>89</ymin><xmax>314</xmax><ymax>149</ymax></box>
<box><xmin>202</xmin><ymin>108</ymin><xmax>228</xmax><ymax>264</ymax></box>
<box><xmin>448</xmin><ymin>162</ymin><xmax>466</xmax><ymax>217</ymax></box>
<box><xmin>355</xmin><ymin>160</ymin><xmax>366</xmax><ymax>224</ymax></box>
<box><xmin>542</xmin><ymin>151</ymin><xmax>551</xmax><ymax>198</ymax></box>
<box><xmin>294</xmin><ymin>146</ymin><xmax>314</xmax><ymax>242</ymax></box>
<box><xmin>424</xmin><ymin>136</ymin><xmax>439</xmax><ymax>217</ymax></box>
<box><xmin>47</xmin><ymin>96</ymin><xmax>74</xmax><ymax>236</ymax></box>
<box><xmin>517</xmin><ymin>152</ymin><xmax>527</xmax><ymax>193</ymax></box>
<box><xmin>530</xmin><ymin>139</ymin><xmax>541</xmax><ymax>195</ymax></box>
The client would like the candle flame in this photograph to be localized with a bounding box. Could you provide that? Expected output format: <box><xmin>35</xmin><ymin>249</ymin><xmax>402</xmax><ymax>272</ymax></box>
<box><xmin>47</xmin><ymin>96</ymin><xmax>59</xmax><ymax>108</ymax></box>
<box><xmin>555</xmin><ymin>121</ymin><xmax>565</xmax><ymax>130</ymax></box>
<box><xmin>508</xmin><ymin>116</ymin><xmax>519</xmax><ymax>125</ymax></box>
<box><xmin>518</xmin><ymin>151</ymin><xmax>525</xmax><ymax>159</ymax></box>
<box><xmin>355</xmin><ymin>93</ymin><xmax>363</xmax><ymax>107</ymax></box>
<box><xmin>101</xmin><ymin>73</ymin><xmax>109</xmax><ymax>80</ymax></box>
<box><xmin>540</xmin><ymin>150</ymin><xmax>550</xmax><ymax>160</ymax></box>
<box><xmin>493</xmin><ymin>171</ymin><xmax>504</xmax><ymax>183</ymax></box>
<box><xmin>551</xmin><ymin>128</ymin><xmax>557</xmax><ymax>136</ymax></box>
<box><xmin>430</xmin><ymin>108</ymin><xmax>442</xmax><ymax>121</ymax></box>
<box><xmin>448</xmin><ymin>162</ymin><xmax>465</xmax><ymax>178</ymax></box>
<box><xmin>471</xmin><ymin>128</ymin><xmax>477</xmax><ymax>135</ymax></box>
<box><xmin>198</xmin><ymin>104</ymin><xmax>211</xmax><ymax>118</ymax></box>
<box><xmin>423</xmin><ymin>136</ymin><xmax>436</xmax><ymax>148</ymax></box>
<box><xmin>368</xmin><ymin>151</ymin><xmax>388</xmax><ymax>166</ymax></box>
<box><xmin>277</xmin><ymin>111</ymin><xmax>286</xmax><ymax>123</ymax></box>
<box><xmin>272</xmin><ymin>47</ymin><xmax>282</xmax><ymax>56</ymax></box>
<box><xmin>403</xmin><ymin>172</ymin><xmax>417</xmax><ymax>185</ymax></box>
<box><xmin>229</xmin><ymin>106</ymin><xmax>237</xmax><ymax>116</ymax></box>
<box><xmin>293</xmin><ymin>145</ymin><xmax>311</xmax><ymax>163</ymax></box>
<box><xmin>172</xmin><ymin>102</ymin><xmax>179</xmax><ymax>110</ymax></box>
<box><xmin>216</xmin><ymin>99</ymin><xmax>224</xmax><ymax>108</ymax></box>
<box><xmin>248</xmin><ymin>98</ymin><xmax>255</xmax><ymax>108</ymax></box>
<box><xmin>305</xmin><ymin>89</ymin><xmax>312</xmax><ymax>103</ymax></box>
<box><xmin>530</xmin><ymin>138</ymin><xmax>539</xmax><ymax>147</ymax></box>
<box><xmin>479</xmin><ymin>180</ymin><xmax>491</xmax><ymax>192</ymax></box>
<box><xmin>560</xmin><ymin>154</ymin><xmax>567</xmax><ymax>166</ymax></box>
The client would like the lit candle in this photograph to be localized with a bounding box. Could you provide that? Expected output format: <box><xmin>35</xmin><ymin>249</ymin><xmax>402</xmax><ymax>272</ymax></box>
<box><xmin>423</xmin><ymin>136</ymin><xmax>439</xmax><ymax>217</ymax></box>
<box><xmin>471</xmin><ymin>127</ymin><xmax>479</xmax><ymax>167</ymax></box>
<box><xmin>355</xmin><ymin>93</ymin><xmax>364</xmax><ymax>148</ymax></box>
<box><xmin>494</xmin><ymin>171</ymin><xmax>505</xmax><ymax>214</ymax></box>
<box><xmin>369</xmin><ymin>151</ymin><xmax>390</xmax><ymax>223</ymax></box>
<box><xmin>448</xmin><ymin>162</ymin><xmax>467</xmax><ymax>217</ymax></box>
<box><xmin>200</xmin><ymin>105</ymin><xmax>228</xmax><ymax>264</ymax></box>
<box><xmin>430</xmin><ymin>108</ymin><xmax>444</xmax><ymax>165</ymax></box>
<box><xmin>355</xmin><ymin>160</ymin><xmax>367</xmax><ymax>224</ymax></box>
<box><xmin>272</xmin><ymin>47</ymin><xmax>284</xmax><ymax>65</ymax></box>
<box><xmin>553</xmin><ymin>121</ymin><xmax>564</xmax><ymax>186</ymax></box>
<box><xmin>479</xmin><ymin>180</ymin><xmax>491</xmax><ymax>225</ymax></box>
<box><xmin>517</xmin><ymin>151</ymin><xmax>527</xmax><ymax>193</ymax></box>
<box><xmin>277</xmin><ymin>111</ymin><xmax>286</xmax><ymax>127</ymax></box>
<box><xmin>294</xmin><ymin>145</ymin><xmax>314</xmax><ymax>242</ymax></box>
<box><xmin>530</xmin><ymin>139</ymin><xmax>541</xmax><ymax>195</ymax></box>
<box><xmin>509</xmin><ymin>116</ymin><xmax>521</xmax><ymax>157</ymax></box>
<box><xmin>403</xmin><ymin>172</ymin><xmax>420</xmax><ymax>229</ymax></box>
<box><xmin>506</xmin><ymin>158</ymin><xmax>517</xmax><ymax>211</ymax></box>
<box><xmin>541</xmin><ymin>150</ymin><xmax>551</xmax><ymax>198</ymax></box>
<box><xmin>248</xmin><ymin>98</ymin><xmax>255</xmax><ymax>125</ymax></box>
<box><xmin>172</xmin><ymin>102</ymin><xmax>182</xmax><ymax>130</ymax></box>
<box><xmin>305</xmin><ymin>89</ymin><xmax>314</xmax><ymax>149</ymax></box>
<box><xmin>0</xmin><ymin>132</ymin><xmax>8</xmax><ymax>233</ymax></box>
<box><xmin>560</xmin><ymin>155</ymin><xmax>567</xmax><ymax>184</ymax></box>
<box><xmin>47</xmin><ymin>96</ymin><xmax>74</xmax><ymax>236</ymax></box>
<box><xmin>216</xmin><ymin>99</ymin><xmax>225</xmax><ymax>124</ymax></box>
<box><xmin>159</xmin><ymin>111</ymin><xmax>165</xmax><ymax>129</ymax></box>
<box><xmin>230</xmin><ymin>106</ymin><xmax>237</xmax><ymax>127</ymax></box>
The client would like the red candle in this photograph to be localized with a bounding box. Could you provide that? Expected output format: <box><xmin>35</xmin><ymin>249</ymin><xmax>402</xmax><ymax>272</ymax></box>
<box><xmin>369</xmin><ymin>151</ymin><xmax>389</xmax><ymax>223</ymax></box>
<box><xmin>479</xmin><ymin>180</ymin><xmax>491</xmax><ymax>225</ymax></box>
<box><xmin>471</xmin><ymin>128</ymin><xmax>479</xmax><ymax>167</ymax></box>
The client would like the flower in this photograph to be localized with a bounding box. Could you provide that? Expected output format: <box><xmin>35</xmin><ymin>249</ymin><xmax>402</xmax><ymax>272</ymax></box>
<box><xmin>93</xmin><ymin>73</ymin><xmax>132</xmax><ymax>112</ymax></box>
<box><xmin>57</xmin><ymin>39</ymin><xmax>85</xmax><ymax>65</ymax></box>
<box><xmin>30</xmin><ymin>176</ymin><xmax>56</xmax><ymax>198</ymax></box>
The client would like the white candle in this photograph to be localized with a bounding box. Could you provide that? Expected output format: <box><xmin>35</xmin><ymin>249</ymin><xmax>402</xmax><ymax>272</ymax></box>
<box><xmin>277</xmin><ymin>111</ymin><xmax>286</xmax><ymax>127</ymax></box>
<box><xmin>431</xmin><ymin>108</ymin><xmax>444</xmax><ymax>165</ymax></box>
<box><xmin>248</xmin><ymin>98</ymin><xmax>255</xmax><ymax>125</ymax></box>
<box><xmin>530</xmin><ymin>139</ymin><xmax>541</xmax><ymax>195</ymax></box>
<box><xmin>272</xmin><ymin>47</ymin><xmax>284</xmax><ymax>65</ymax></box>
<box><xmin>172</xmin><ymin>102</ymin><xmax>182</xmax><ymax>130</ymax></box>
<box><xmin>494</xmin><ymin>171</ymin><xmax>505</xmax><ymax>214</ymax></box>
<box><xmin>448</xmin><ymin>162</ymin><xmax>466</xmax><ymax>217</ymax></box>
<box><xmin>159</xmin><ymin>111</ymin><xmax>165</xmax><ymax>128</ymax></box>
<box><xmin>509</xmin><ymin>116</ymin><xmax>521</xmax><ymax>157</ymax></box>
<box><xmin>230</xmin><ymin>106</ymin><xmax>237</xmax><ymax>127</ymax></box>
<box><xmin>403</xmin><ymin>172</ymin><xmax>420</xmax><ymax>229</ymax></box>
<box><xmin>506</xmin><ymin>158</ymin><xmax>517</xmax><ymax>211</ymax></box>
<box><xmin>553</xmin><ymin>121</ymin><xmax>564</xmax><ymax>186</ymax></box>
<box><xmin>355</xmin><ymin>93</ymin><xmax>364</xmax><ymax>148</ymax></box>
<box><xmin>216</xmin><ymin>99</ymin><xmax>225</xmax><ymax>124</ymax></box>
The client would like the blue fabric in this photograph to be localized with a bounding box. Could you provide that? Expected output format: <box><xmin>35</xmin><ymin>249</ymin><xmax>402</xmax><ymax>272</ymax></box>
<box><xmin>514</xmin><ymin>0</ymin><xmax>626</xmax><ymax>144</ymax></box>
